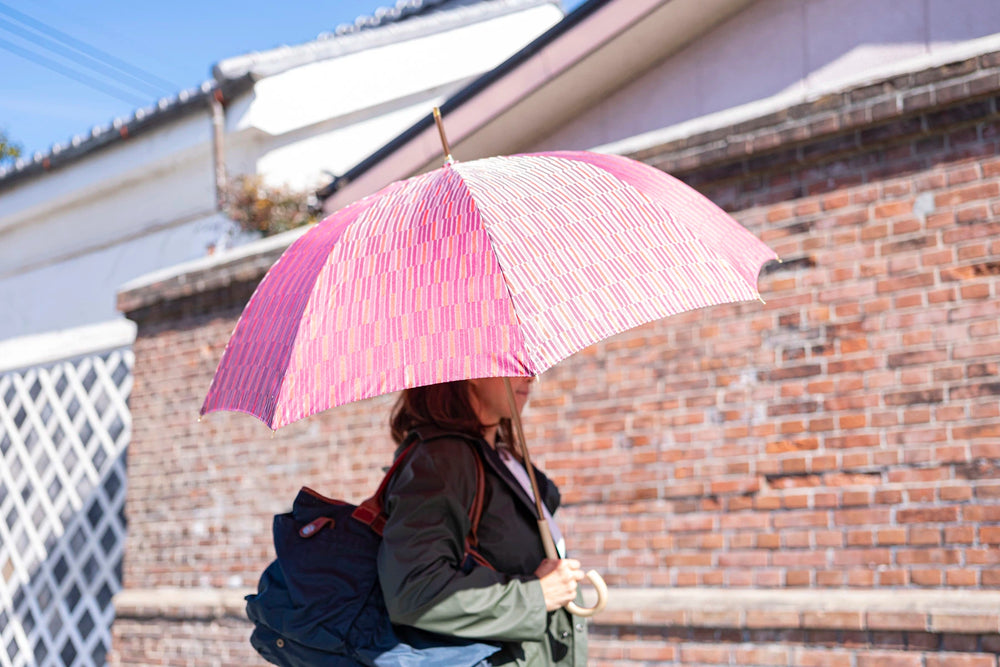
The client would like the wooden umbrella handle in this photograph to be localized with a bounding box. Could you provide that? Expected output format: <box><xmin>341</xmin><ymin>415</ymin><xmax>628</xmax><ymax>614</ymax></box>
<box><xmin>567</xmin><ymin>570</ymin><xmax>609</xmax><ymax>617</ymax></box>
<box><xmin>538</xmin><ymin>519</ymin><xmax>608</xmax><ymax>617</ymax></box>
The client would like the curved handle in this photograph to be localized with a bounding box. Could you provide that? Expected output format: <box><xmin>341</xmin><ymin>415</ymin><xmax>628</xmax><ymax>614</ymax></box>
<box><xmin>532</xmin><ymin>518</ymin><xmax>609</xmax><ymax>617</ymax></box>
<box><xmin>565</xmin><ymin>569</ymin><xmax>608</xmax><ymax>617</ymax></box>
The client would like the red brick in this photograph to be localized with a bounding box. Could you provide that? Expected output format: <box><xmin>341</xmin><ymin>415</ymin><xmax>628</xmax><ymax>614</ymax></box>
<box><xmin>935</xmin><ymin>182</ymin><xmax>1000</xmax><ymax>207</ymax></box>
<box><xmin>847</xmin><ymin>529</ymin><xmax>874</xmax><ymax>546</ymax></box>
<box><xmin>909</xmin><ymin>527</ymin><xmax>943</xmax><ymax>545</ymax></box>
<box><xmin>679</xmin><ymin>645</ymin><xmax>732</xmax><ymax>663</ymax></box>
<box><xmin>736</xmin><ymin>646</ymin><xmax>792</xmax><ymax>665</ymax></box>
<box><xmin>877</xmin><ymin>528</ymin><xmax>907</xmax><ymax>545</ymax></box>
<box><xmin>792</xmin><ymin>647</ymin><xmax>853</xmax><ymax>666</ymax></box>
<box><xmin>866</xmin><ymin>611</ymin><xmax>927</xmax><ymax>632</ymax></box>
<box><xmin>874</xmin><ymin>201</ymin><xmax>912</xmax><ymax>218</ymax></box>
<box><xmin>816</xmin><ymin>571</ymin><xmax>845</xmax><ymax>587</ymax></box>
<box><xmin>878</xmin><ymin>569</ymin><xmax>909</xmax><ymax>586</ymax></box>
<box><xmin>786</xmin><ymin>570</ymin><xmax>812</xmax><ymax>586</ymax></box>
<box><xmin>898</xmin><ymin>507</ymin><xmax>960</xmax><ymax>523</ymax></box>
<box><xmin>946</xmin><ymin>569</ymin><xmax>979</xmax><ymax>586</ymax></box>
<box><xmin>925</xmin><ymin>656</ymin><xmax>997</xmax><ymax>667</ymax></box>
<box><xmin>626</xmin><ymin>644</ymin><xmax>678</xmax><ymax>661</ymax></box>
<box><xmin>930</xmin><ymin>612</ymin><xmax>1000</xmax><ymax>634</ymax></box>
<box><xmin>910</xmin><ymin>569</ymin><xmax>943</xmax><ymax>585</ymax></box>
<box><xmin>857</xmin><ymin>652</ymin><xmax>923</xmax><ymax>667</ymax></box>
<box><xmin>835</xmin><ymin>508</ymin><xmax>892</xmax><ymax>525</ymax></box>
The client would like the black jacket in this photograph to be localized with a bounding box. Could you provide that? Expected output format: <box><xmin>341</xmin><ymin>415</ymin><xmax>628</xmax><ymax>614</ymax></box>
<box><xmin>377</xmin><ymin>427</ymin><xmax>588</xmax><ymax>666</ymax></box>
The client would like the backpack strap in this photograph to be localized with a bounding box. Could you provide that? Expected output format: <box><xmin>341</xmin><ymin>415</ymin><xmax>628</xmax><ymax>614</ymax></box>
<box><xmin>463</xmin><ymin>450</ymin><xmax>492</xmax><ymax>569</ymax></box>
<box><xmin>351</xmin><ymin>432</ymin><xmax>420</xmax><ymax>532</ymax></box>
<box><xmin>353</xmin><ymin>432</ymin><xmax>489</xmax><ymax>557</ymax></box>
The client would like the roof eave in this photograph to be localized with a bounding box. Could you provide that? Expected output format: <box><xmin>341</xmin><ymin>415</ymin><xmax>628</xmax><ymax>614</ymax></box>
<box><xmin>317</xmin><ymin>0</ymin><xmax>608</xmax><ymax>201</ymax></box>
<box><xmin>214</xmin><ymin>0</ymin><xmax>561</xmax><ymax>82</ymax></box>
<box><xmin>0</xmin><ymin>74</ymin><xmax>255</xmax><ymax>193</ymax></box>
<box><xmin>317</xmin><ymin>0</ymin><xmax>757</xmax><ymax>212</ymax></box>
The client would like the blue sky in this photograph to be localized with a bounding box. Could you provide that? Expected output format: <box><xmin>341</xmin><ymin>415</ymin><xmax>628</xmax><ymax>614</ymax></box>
<box><xmin>0</xmin><ymin>0</ymin><xmax>581</xmax><ymax>158</ymax></box>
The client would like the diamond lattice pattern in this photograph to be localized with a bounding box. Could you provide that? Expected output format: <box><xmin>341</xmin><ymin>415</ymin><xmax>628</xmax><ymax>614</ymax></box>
<box><xmin>0</xmin><ymin>348</ymin><xmax>132</xmax><ymax>667</ymax></box>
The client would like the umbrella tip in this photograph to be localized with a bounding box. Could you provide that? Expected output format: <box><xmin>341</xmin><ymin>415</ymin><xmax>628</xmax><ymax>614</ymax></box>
<box><xmin>432</xmin><ymin>107</ymin><xmax>454</xmax><ymax>165</ymax></box>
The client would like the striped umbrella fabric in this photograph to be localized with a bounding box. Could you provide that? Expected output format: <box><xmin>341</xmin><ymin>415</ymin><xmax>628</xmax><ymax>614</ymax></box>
<box><xmin>201</xmin><ymin>151</ymin><xmax>777</xmax><ymax>430</ymax></box>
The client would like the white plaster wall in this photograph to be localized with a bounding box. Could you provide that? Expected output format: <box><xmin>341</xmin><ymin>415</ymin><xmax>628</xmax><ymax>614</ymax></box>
<box><xmin>0</xmin><ymin>111</ymin><xmax>223</xmax><ymax>351</ymax></box>
<box><xmin>537</xmin><ymin>0</ymin><xmax>1000</xmax><ymax>152</ymax></box>
<box><xmin>0</xmin><ymin>113</ymin><xmax>214</xmax><ymax>235</ymax></box>
<box><xmin>240</xmin><ymin>4</ymin><xmax>563</xmax><ymax>190</ymax></box>
<box><xmin>0</xmin><ymin>212</ymin><xmax>241</xmax><ymax>343</ymax></box>
<box><xmin>253</xmin><ymin>92</ymin><xmax>456</xmax><ymax>190</ymax></box>
<box><xmin>0</xmin><ymin>161</ymin><xmax>216</xmax><ymax>279</ymax></box>
<box><xmin>240</xmin><ymin>5</ymin><xmax>562</xmax><ymax>137</ymax></box>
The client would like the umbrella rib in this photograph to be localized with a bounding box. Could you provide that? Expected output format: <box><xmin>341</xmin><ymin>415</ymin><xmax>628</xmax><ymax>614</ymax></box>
<box><xmin>448</xmin><ymin>163</ymin><xmax>538</xmax><ymax>377</ymax></box>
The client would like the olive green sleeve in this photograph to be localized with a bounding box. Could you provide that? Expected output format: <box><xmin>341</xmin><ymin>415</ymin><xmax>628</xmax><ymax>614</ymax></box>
<box><xmin>376</xmin><ymin>440</ymin><xmax>548</xmax><ymax>642</ymax></box>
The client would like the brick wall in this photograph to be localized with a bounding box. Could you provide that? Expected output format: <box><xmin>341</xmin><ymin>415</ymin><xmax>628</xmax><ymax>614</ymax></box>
<box><xmin>111</xmin><ymin>51</ymin><xmax>1000</xmax><ymax>665</ymax></box>
<box><xmin>609</xmin><ymin>50</ymin><xmax>1000</xmax><ymax>592</ymax></box>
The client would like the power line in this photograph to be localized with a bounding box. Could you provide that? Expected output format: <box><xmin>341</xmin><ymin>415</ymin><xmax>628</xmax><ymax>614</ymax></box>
<box><xmin>0</xmin><ymin>16</ymin><xmax>166</xmax><ymax>99</ymax></box>
<box><xmin>0</xmin><ymin>37</ymin><xmax>146</xmax><ymax>107</ymax></box>
<box><xmin>0</xmin><ymin>1</ymin><xmax>178</xmax><ymax>94</ymax></box>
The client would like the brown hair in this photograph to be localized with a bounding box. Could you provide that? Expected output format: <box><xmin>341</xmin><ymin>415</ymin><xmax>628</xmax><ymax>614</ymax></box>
<box><xmin>390</xmin><ymin>380</ymin><xmax>516</xmax><ymax>454</ymax></box>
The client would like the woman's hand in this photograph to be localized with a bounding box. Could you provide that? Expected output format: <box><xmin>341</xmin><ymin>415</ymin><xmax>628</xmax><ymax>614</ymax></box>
<box><xmin>535</xmin><ymin>558</ymin><xmax>585</xmax><ymax>611</ymax></box>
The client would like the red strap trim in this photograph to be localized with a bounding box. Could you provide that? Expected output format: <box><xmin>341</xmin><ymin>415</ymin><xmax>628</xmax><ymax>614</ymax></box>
<box><xmin>352</xmin><ymin>441</ymin><xmax>419</xmax><ymax>531</ymax></box>
<box><xmin>299</xmin><ymin>516</ymin><xmax>334</xmax><ymax>538</ymax></box>
<box><xmin>466</xmin><ymin>546</ymin><xmax>495</xmax><ymax>571</ymax></box>
<box><xmin>352</xmin><ymin>504</ymin><xmax>379</xmax><ymax>525</ymax></box>
<box><xmin>466</xmin><ymin>450</ymin><xmax>486</xmax><ymax>548</ymax></box>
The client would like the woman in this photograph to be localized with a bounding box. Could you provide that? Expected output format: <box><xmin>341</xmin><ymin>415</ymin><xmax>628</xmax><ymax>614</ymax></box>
<box><xmin>377</xmin><ymin>376</ymin><xmax>588</xmax><ymax>666</ymax></box>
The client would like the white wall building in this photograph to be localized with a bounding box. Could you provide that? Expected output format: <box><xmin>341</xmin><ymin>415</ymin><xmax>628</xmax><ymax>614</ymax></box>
<box><xmin>0</xmin><ymin>2</ymin><xmax>563</xmax><ymax>665</ymax></box>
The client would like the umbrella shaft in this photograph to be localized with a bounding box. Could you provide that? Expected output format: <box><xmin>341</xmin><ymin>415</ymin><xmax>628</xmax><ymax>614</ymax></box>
<box><xmin>503</xmin><ymin>378</ymin><xmax>559</xmax><ymax>558</ymax></box>
<box><xmin>537</xmin><ymin>519</ymin><xmax>559</xmax><ymax>560</ymax></box>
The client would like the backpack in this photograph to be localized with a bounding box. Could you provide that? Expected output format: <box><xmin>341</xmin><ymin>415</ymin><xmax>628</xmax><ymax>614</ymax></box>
<box><xmin>245</xmin><ymin>432</ymin><xmax>501</xmax><ymax>667</ymax></box>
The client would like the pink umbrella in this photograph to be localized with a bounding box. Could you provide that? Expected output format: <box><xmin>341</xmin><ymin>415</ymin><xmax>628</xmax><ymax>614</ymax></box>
<box><xmin>202</xmin><ymin>110</ymin><xmax>777</xmax><ymax>615</ymax></box>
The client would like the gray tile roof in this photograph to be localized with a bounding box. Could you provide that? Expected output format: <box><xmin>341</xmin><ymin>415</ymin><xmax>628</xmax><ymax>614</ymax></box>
<box><xmin>330</xmin><ymin>0</ymin><xmax>491</xmax><ymax>35</ymax></box>
<box><xmin>214</xmin><ymin>0</ymin><xmax>554</xmax><ymax>80</ymax></box>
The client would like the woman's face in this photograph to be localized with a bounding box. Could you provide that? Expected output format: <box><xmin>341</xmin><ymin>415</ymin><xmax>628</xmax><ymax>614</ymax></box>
<box><xmin>467</xmin><ymin>376</ymin><xmax>533</xmax><ymax>425</ymax></box>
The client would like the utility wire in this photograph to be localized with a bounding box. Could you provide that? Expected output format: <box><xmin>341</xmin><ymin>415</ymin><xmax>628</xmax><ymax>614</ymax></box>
<box><xmin>0</xmin><ymin>1</ymin><xmax>178</xmax><ymax>94</ymax></box>
<box><xmin>0</xmin><ymin>37</ymin><xmax>147</xmax><ymax>106</ymax></box>
<box><xmin>0</xmin><ymin>16</ymin><xmax>165</xmax><ymax>98</ymax></box>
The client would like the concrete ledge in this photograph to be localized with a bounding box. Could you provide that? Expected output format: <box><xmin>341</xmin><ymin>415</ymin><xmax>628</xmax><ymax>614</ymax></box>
<box><xmin>114</xmin><ymin>587</ymin><xmax>252</xmax><ymax>620</ymax></box>
<box><xmin>595</xmin><ymin>588</ymin><xmax>1000</xmax><ymax>634</ymax></box>
<box><xmin>0</xmin><ymin>319</ymin><xmax>135</xmax><ymax>374</ymax></box>
<box><xmin>115</xmin><ymin>587</ymin><xmax>1000</xmax><ymax>634</ymax></box>
<box><xmin>115</xmin><ymin>225</ymin><xmax>309</xmax><ymax>314</ymax></box>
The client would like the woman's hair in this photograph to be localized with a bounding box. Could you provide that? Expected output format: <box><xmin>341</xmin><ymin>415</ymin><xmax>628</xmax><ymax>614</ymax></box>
<box><xmin>390</xmin><ymin>380</ymin><xmax>516</xmax><ymax>452</ymax></box>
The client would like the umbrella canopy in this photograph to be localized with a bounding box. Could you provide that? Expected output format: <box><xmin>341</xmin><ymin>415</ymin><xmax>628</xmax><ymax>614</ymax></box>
<box><xmin>201</xmin><ymin>150</ymin><xmax>777</xmax><ymax>430</ymax></box>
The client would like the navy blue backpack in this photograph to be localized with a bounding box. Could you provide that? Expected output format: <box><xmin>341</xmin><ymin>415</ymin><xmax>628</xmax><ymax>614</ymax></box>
<box><xmin>245</xmin><ymin>434</ymin><xmax>500</xmax><ymax>666</ymax></box>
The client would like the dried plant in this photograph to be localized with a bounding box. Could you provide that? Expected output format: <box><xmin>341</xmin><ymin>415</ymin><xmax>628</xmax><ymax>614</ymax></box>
<box><xmin>225</xmin><ymin>174</ymin><xmax>317</xmax><ymax>237</ymax></box>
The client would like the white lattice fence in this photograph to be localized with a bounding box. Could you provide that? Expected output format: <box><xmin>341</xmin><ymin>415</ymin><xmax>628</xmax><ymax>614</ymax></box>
<box><xmin>0</xmin><ymin>348</ymin><xmax>132</xmax><ymax>667</ymax></box>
